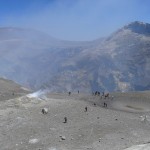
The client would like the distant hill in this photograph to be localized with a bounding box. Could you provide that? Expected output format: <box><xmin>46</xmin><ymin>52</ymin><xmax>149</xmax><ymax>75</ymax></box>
<box><xmin>0</xmin><ymin>77</ymin><xmax>30</xmax><ymax>101</ymax></box>
<box><xmin>0</xmin><ymin>21</ymin><xmax>150</xmax><ymax>92</ymax></box>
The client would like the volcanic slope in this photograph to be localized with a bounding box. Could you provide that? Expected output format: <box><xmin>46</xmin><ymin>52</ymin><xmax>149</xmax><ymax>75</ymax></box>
<box><xmin>0</xmin><ymin>27</ymin><xmax>96</xmax><ymax>90</ymax></box>
<box><xmin>0</xmin><ymin>77</ymin><xmax>30</xmax><ymax>101</ymax></box>
<box><xmin>1</xmin><ymin>91</ymin><xmax>150</xmax><ymax>150</ymax></box>
<box><xmin>0</xmin><ymin>21</ymin><xmax>150</xmax><ymax>92</ymax></box>
<box><xmin>54</xmin><ymin>21</ymin><xmax>150</xmax><ymax>92</ymax></box>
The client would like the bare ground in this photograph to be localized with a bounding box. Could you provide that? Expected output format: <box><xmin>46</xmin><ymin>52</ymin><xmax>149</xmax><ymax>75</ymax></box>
<box><xmin>1</xmin><ymin>92</ymin><xmax>150</xmax><ymax>150</ymax></box>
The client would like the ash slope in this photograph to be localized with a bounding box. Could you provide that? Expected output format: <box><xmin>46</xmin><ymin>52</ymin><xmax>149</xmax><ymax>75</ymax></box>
<box><xmin>0</xmin><ymin>21</ymin><xmax>150</xmax><ymax>92</ymax></box>
<box><xmin>1</xmin><ymin>91</ymin><xmax>150</xmax><ymax>150</ymax></box>
<box><xmin>0</xmin><ymin>77</ymin><xmax>30</xmax><ymax>101</ymax></box>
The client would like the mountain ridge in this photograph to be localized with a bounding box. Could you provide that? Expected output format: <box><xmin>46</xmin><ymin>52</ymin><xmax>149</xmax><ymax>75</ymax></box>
<box><xmin>0</xmin><ymin>21</ymin><xmax>150</xmax><ymax>92</ymax></box>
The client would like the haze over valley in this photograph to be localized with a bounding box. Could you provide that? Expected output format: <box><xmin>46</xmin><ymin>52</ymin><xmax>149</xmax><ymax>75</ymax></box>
<box><xmin>0</xmin><ymin>21</ymin><xmax>150</xmax><ymax>92</ymax></box>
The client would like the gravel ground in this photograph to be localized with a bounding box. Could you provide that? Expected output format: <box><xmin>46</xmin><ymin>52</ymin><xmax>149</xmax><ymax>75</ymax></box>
<box><xmin>0</xmin><ymin>92</ymin><xmax>150</xmax><ymax>150</ymax></box>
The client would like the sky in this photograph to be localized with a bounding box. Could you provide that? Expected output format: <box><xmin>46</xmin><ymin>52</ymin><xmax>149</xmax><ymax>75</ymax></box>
<box><xmin>0</xmin><ymin>0</ymin><xmax>150</xmax><ymax>41</ymax></box>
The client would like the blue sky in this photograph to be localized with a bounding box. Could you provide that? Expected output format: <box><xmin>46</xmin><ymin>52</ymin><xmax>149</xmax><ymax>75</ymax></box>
<box><xmin>0</xmin><ymin>0</ymin><xmax>150</xmax><ymax>41</ymax></box>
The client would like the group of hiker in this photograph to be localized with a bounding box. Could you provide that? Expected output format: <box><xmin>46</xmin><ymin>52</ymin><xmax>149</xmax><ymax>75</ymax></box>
<box><xmin>68</xmin><ymin>90</ymin><xmax>110</xmax><ymax>99</ymax></box>
<box><xmin>93</xmin><ymin>91</ymin><xmax>110</xmax><ymax>99</ymax></box>
<box><xmin>41</xmin><ymin>90</ymin><xmax>113</xmax><ymax>123</ymax></box>
<box><xmin>68</xmin><ymin>90</ymin><xmax>111</xmax><ymax>108</ymax></box>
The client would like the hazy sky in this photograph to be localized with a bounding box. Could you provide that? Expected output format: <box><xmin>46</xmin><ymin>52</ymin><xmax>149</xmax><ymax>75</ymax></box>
<box><xmin>0</xmin><ymin>0</ymin><xmax>150</xmax><ymax>41</ymax></box>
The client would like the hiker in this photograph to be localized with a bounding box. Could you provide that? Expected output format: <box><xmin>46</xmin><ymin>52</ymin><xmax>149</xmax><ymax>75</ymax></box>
<box><xmin>104</xmin><ymin>93</ymin><xmax>109</xmax><ymax>99</ymax></box>
<box><xmin>104</xmin><ymin>102</ymin><xmax>107</xmax><ymax>108</ymax></box>
<box><xmin>85</xmin><ymin>106</ymin><xmax>87</xmax><ymax>112</ymax></box>
<box><xmin>41</xmin><ymin>108</ymin><xmax>48</xmax><ymax>114</ymax></box>
<box><xmin>78</xmin><ymin>90</ymin><xmax>79</xmax><ymax>94</ymax></box>
<box><xmin>63</xmin><ymin>117</ymin><xmax>67</xmax><ymax>123</ymax></box>
<box><xmin>68</xmin><ymin>91</ymin><xmax>71</xmax><ymax>96</ymax></box>
<box><xmin>95</xmin><ymin>91</ymin><xmax>98</xmax><ymax>96</ymax></box>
